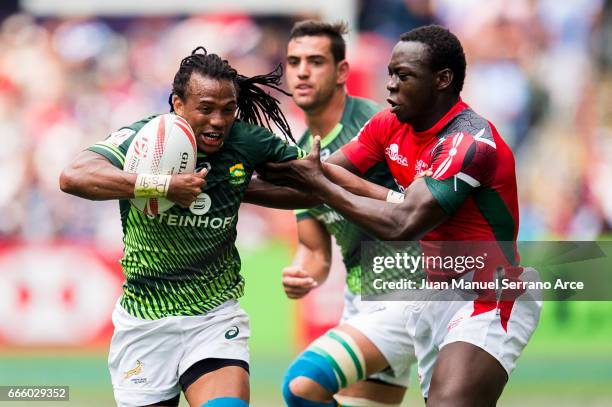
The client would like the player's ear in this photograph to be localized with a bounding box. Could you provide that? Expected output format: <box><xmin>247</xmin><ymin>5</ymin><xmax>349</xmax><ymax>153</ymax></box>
<box><xmin>336</xmin><ymin>59</ymin><xmax>350</xmax><ymax>85</ymax></box>
<box><xmin>172</xmin><ymin>94</ymin><xmax>185</xmax><ymax>116</ymax></box>
<box><xmin>436</xmin><ymin>68</ymin><xmax>453</xmax><ymax>92</ymax></box>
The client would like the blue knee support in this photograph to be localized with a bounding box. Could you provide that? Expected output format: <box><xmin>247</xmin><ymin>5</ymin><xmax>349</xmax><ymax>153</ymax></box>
<box><xmin>282</xmin><ymin>350</ymin><xmax>337</xmax><ymax>407</ymax></box>
<box><xmin>201</xmin><ymin>397</ymin><xmax>248</xmax><ymax>407</ymax></box>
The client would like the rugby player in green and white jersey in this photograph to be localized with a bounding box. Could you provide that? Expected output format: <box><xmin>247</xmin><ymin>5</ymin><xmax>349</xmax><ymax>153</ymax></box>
<box><xmin>247</xmin><ymin>21</ymin><xmax>416</xmax><ymax>407</ymax></box>
<box><xmin>60</xmin><ymin>47</ymin><xmax>306</xmax><ymax>407</ymax></box>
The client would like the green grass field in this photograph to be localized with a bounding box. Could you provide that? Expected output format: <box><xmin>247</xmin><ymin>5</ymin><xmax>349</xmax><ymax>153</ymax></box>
<box><xmin>0</xmin><ymin>240</ymin><xmax>610</xmax><ymax>406</ymax></box>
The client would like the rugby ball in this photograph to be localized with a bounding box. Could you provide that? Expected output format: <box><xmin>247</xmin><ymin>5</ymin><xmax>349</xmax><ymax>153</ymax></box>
<box><xmin>123</xmin><ymin>114</ymin><xmax>197</xmax><ymax>216</ymax></box>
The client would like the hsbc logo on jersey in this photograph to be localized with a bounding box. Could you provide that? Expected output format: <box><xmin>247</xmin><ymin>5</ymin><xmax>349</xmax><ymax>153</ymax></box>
<box><xmin>385</xmin><ymin>144</ymin><xmax>409</xmax><ymax>166</ymax></box>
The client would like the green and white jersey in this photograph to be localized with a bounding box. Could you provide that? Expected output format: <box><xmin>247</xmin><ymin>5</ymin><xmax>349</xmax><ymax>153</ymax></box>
<box><xmin>295</xmin><ymin>96</ymin><xmax>397</xmax><ymax>293</ymax></box>
<box><xmin>89</xmin><ymin>115</ymin><xmax>303</xmax><ymax>319</ymax></box>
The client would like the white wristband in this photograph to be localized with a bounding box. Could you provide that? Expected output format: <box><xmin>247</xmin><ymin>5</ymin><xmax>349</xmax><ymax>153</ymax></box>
<box><xmin>386</xmin><ymin>190</ymin><xmax>405</xmax><ymax>204</ymax></box>
<box><xmin>134</xmin><ymin>174</ymin><xmax>171</xmax><ymax>198</ymax></box>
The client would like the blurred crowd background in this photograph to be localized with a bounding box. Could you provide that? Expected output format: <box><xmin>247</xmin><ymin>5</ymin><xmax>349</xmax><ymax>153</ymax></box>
<box><xmin>0</xmin><ymin>0</ymin><xmax>610</xmax><ymax>243</ymax></box>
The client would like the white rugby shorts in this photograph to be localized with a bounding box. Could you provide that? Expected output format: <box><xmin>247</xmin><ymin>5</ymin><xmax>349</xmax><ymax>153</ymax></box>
<box><xmin>406</xmin><ymin>267</ymin><xmax>542</xmax><ymax>397</ymax></box>
<box><xmin>108</xmin><ymin>299</ymin><xmax>250</xmax><ymax>407</ymax></box>
<box><xmin>341</xmin><ymin>288</ymin><xmax>416</xmax><ymax>387</ymax></box>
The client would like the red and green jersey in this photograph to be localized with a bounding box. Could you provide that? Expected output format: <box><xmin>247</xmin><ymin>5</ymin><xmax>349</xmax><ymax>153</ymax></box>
<box><xmin>342</xmin><ymin>99</ymin><xmax>520</xmax><ymax>271</ymax></box>
<box><xmin>89</xmin><ymin>115</ymin><xmax>303</xmax><ymax>319</ymax></box>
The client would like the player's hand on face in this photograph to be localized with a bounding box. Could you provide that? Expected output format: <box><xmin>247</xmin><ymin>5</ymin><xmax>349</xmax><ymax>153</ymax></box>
<box><xmin>282</xmin><ymin>266</ymin><xmax>318</xmax><ymax>299</ymax></box>
<box><xmin>261</xmin><ymin>136</ymin><xmax>324</xmax><ymax>189</ymax></box>
<box><xmin>166</xmin><ymin>168</ymin><xmax>208</xmax><ymax>207</ymax></box>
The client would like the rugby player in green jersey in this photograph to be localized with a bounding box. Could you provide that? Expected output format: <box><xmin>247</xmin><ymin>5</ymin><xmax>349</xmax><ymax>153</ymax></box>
<box><xmin>60</xmin><ymin>47</ymin><xmax>305</xmax><ymax>407</ymax></box>
<box><xmin>247</xmin><ymin>21</ymin><xmax>416</xmax><ymax>407</ymax></box>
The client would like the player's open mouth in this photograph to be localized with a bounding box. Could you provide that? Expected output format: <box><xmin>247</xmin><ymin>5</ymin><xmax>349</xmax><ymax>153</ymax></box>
<box><xmin>387</xmin><ymin>98</ymin><xmax>401</xmax><ymax>113</ymax></box>
<box><xmin>200</xmin><ymin>132</ymin><xmax>224</xmax><ymax>146</ymax></box>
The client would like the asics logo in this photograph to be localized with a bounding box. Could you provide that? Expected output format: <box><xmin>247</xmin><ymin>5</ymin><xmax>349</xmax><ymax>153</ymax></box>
<box><xmin>225</xmin><ymin>326</ymin><xmax>239</xmax><ymax>339</ymax></box>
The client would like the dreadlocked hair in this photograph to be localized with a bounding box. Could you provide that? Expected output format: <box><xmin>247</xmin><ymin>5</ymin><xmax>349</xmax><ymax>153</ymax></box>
<box><xmin>169</xmin><ymin>46</ymin><xmax>295</xmax><ymax>143</ymax></box>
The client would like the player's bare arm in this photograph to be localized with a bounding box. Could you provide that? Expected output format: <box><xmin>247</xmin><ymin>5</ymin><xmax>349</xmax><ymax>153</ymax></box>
<box><xmin>282</xmin><ymin>218</ymin><xmax>332</xmax><ymax>299</ymax></box>
<box><xmin>59</xmin><ymin>150</ymin><xmax>207</xmax><ymax>207</ymax></box>
<box><xmin>321</xmin><ymin>162</ymin><xmax>389</xmax><ymax>201</ymax></box>
<box><xmin>245</xmin><ymin>157</ymin><xmax>388</xmax><ymax>208</ymax></box>
<box><xmin>267</xmin><ymin>136</ymin><xmax>448</xmax><ymax>240</ymax></box>
<box><xmin>325</xmin><ymin>148</ymin><xmax>360</xmax><ymax>174</ymax></box>
<box><xmin>243</xmin><ymin>175</ymin><xmax>320</xmax><ymax>209</ymax></box>
<box><xmin>261</xmin><ymin>151</ymin><xmax>389</xmax><ymax>202</ymax></box>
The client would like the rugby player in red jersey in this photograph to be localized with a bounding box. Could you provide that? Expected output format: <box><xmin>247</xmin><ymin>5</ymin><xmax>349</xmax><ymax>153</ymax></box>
<box><xmin>264</xmin><ymin>25</ymin><xmax>541</xmax><ymax>407</ymax></box>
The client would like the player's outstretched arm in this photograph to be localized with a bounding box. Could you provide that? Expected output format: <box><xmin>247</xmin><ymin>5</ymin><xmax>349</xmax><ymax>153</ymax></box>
<box><xmin>59</xmin><ymin>150</ymin><xmax>207</xmax><ymax>207</ymax></box>
<box><xmin>325</xmin><ymin>148</ymin><xmax>361</xmax><ymax>174</ymax></box>
<box><xmin>322</xmin><ymin>162</ymin><xmax>389</xmax><ymax>201</ymax></box>
<box><xmin>263</xmin><ymin>147</ymin><xmax>390</xmax><ymax>202</ymax></box>
<box><xmin>313</xmin><ymin>176</ymin><xmax>447</xmax><ymax>241</ymax></box>
<box><xmin>262</xmin><ymin>136</ymin><xmax>448</xmax><ymax>240</ymax></box>
<box><xmin>243</xmin><ymin>175</ymin><xmax>320</xmax><ymax>209</ymax></box>
<box><xmin>282</xmin><ymin>218</ymin><xmax>332</xmax><ymax>299</ymax></box>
